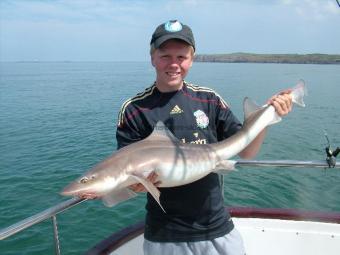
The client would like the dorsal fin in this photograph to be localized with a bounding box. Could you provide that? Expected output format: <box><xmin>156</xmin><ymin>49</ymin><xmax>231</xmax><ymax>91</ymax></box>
<box><xmin>146</xmin><ymin>121</ymin><xmax>179</xmax><ymax>143</ymax></box>
<box><xmin>243</xmin><ymin>97</ymin><xmax>281</xmax><ymax>126</ymax></box>
<box><xmin>243</xmin><ymin>97</ymin><xmax>262</xmax><ymax>120</ymax></box>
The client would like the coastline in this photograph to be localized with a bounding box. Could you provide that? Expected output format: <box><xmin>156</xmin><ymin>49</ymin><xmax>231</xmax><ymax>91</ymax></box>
<box><xmin>194</xmin><ymin>53</ymin><xmax>340</xmax><ymax>65</ymax></box>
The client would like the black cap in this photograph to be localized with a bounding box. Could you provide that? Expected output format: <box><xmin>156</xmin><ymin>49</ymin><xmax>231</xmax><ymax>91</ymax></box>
<box><xmin>150</xmin><ymin>20</ymin><xmax>195</xmax><ymax>51</ymax></box>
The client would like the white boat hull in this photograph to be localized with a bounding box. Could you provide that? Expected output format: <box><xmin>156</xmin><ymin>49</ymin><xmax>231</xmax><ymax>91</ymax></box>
<box><xmin>85</xmin><ymin>207</ymin><xmax>340</xmax><ymax>255</ymax></box>
<box><xmin>236</xmin><ymin>217</ymin><xmax>339</xmax><ymax>255</ymax></box>
<box><xmin>108</xmin><ymin>217</ymin><xmax>340</xmax><ymax>255</ymax></box>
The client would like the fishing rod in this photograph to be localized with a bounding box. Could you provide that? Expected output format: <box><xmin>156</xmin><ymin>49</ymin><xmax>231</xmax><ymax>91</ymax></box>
<box><xmin>324</xmin><ymin>131</ymin><xmax>340</xmax><ymax>168</ymax></box>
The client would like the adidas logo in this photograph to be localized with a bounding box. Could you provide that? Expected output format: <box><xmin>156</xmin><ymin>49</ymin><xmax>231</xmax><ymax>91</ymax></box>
<box><xmin>170</xmin><ymin>105</ymin><xmax>184</xmax><ymax>114</ymax></box>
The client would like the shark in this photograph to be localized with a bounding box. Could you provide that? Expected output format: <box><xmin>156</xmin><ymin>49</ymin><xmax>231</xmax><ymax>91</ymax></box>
<box><xmin>61</xmin><ymin>80</ymin><xmax>306</xmax><ymax>212</ymax></box>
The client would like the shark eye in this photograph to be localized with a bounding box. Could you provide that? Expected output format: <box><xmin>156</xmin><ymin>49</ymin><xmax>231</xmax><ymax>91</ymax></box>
<box><xmin>80</xmin><ymin>177</ymin><xmax>89</xmax><ymax>184</ymax></box>
<box><xmin>90</xmin><ymin>175</ymin><xmax>96</xmax><ymax>180</ymax></box>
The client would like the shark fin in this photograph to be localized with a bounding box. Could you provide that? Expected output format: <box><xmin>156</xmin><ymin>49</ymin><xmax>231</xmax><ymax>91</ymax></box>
<box><xmin>243</xmin><ymin>97</ymin><xmax>262</xmax><ymax>120</ymax></box>
<box><xmin>244</xmin><ymin>97</ymin><xmax>282</xmax><ymax>126</ymax></box>
<box><xmin>130</xmin><ymin>174</ymin><xmax>166</xmax><ymax>213</ymax></box>
<box><xmin>101</xmin><ymin>188</ymin><xmax>137</xmax><ymax>207</ymax></box>
<box><xmin>146</xmin><ymin>121</ymin><xmax>179</xmax><ymax>143</ymax></box>
<box><xmin>291</xmin><ymin>79</ymin><xmax>307</xmax><ymax>107</ymax></box>
<box><xmin>213</xmin><ymin>160</ymin><xmax>237</xmax><ymax>174</ymax></box>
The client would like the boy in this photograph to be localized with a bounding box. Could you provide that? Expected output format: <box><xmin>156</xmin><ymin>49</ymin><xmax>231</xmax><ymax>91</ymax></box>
<box><xmin>116</xmin><ymin>20</ymin><xmax>292</xmax><ymax>255</ymax></box>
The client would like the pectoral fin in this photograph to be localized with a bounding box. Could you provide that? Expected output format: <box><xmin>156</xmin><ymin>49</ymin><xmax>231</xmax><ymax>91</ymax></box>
<box><xmin>130</xmin><ymin>174</ymin><xmax>166</xmax><ymax>213</ymax></box>
<box><xmin>101</xmin><ymin>188</ymin><xmax>137</xmax><ymax>207</ymax></box>
<box><xmin>213</xmin><ymin>160</ymin><xmax>237</xmax><ymax>174</ymax></box>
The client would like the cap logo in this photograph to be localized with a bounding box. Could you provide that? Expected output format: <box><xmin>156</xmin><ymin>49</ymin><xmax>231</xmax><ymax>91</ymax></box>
<box><xmin>164</xmin><ymin>20</ymin><xmax>182</xmax><ymax>32</ymax></box>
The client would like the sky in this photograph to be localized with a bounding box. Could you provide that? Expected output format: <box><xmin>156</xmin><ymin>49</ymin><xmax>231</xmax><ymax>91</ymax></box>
<box><xmin>0</xmin><ymin>0</ymin><xmax>339</xmax><ymax>61</ymax></box>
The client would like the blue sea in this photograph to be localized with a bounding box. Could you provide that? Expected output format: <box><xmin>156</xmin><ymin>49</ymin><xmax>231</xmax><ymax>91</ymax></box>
<box><xmin>0</xmin><ymin>61</ymin><xmax>340</xmax><ymax>254</ymax></box>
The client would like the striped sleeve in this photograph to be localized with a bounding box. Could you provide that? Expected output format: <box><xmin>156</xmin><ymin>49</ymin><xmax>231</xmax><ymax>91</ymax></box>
<box><xmin>215</xmin><ymin>96</ymin><xmax>242</xmax><ymax>142</ymax></box>
<box><xmin>116</xmin><ymin>84</ymin><xmax>156</xmax><ymax>149</ymax></box>
<box><xmin>116</xmin><ymin>103</ymin><xmax>142</xmax><ymax>150</ymax></box>
<box><xmin>117</xmin><ymin>84</ymin><xmax>155</xmax><ymax>127</ymax></box>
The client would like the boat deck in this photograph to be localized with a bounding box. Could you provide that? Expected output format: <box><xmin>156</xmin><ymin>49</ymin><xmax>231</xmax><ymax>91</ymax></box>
<box><xmin>106</xmin><ymin>218</ymin><xmax>339</xmax><ymax>255</ymax></box>
<box><xmin>86</xmin><ymin>208</ymin><xmax>340</xmax><ymax>255</ymax></box>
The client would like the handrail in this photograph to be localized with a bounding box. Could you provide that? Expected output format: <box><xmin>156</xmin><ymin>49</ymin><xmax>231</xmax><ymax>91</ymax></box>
<box><xmin>0</xmin><ymin>197</ymin><xmax>86</xmax><ymax>240</ymax></box>
<box><xmin>236</xmin><ymin>159</ymin><xmax>340</xmax><ymax>168</ymax></box>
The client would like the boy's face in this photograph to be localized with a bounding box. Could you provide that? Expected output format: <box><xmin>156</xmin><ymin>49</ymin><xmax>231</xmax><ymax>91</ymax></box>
<box><xmin>151</xmin><ymin>40</ymin><xmax>193</xmax><ymax>92</ymax></box>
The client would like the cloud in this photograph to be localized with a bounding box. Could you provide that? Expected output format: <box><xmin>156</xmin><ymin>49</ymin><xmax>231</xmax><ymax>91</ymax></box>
<box><xmin>0</xmin><ymin>0</ymin><xmax>151</xmax><ymax>24</ymax></box>
<box><xmin>325</xmin><ymin>0</ymin><xmax>340</xmax><ymax>14</ymax></box>
<box><xmin>1</xmin><ymin>0</ymin><xmax>339</xmax><ymax>61</ymax></box>
<box><xmin>280</xmin><ymin>0</ymin><xmax>340</xmax><ymax>20</ymax></box>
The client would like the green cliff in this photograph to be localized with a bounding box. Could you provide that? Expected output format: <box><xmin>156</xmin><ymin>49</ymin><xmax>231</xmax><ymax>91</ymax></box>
<box><xmin>194</xmin><ymin>53</ymin><xmax>340</xmax><ymax>64</ymax></box>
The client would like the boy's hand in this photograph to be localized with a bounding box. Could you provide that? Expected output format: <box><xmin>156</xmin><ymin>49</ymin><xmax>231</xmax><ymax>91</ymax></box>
<box><xmin>267</xmin><ymin>89</ymin><xmax>293</xmax><ymax>117</ymax></box>
<box><xmin>129</xmin><ymin>172</ymin><xmax>161</xmax><ymax>192</ymax></box>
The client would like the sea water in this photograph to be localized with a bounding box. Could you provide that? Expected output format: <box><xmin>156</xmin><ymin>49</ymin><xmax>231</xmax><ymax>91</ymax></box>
<box><xmin>0</xmin><ymin>61</ymin><xmax>339</xmax><ymax>254</ymax></box>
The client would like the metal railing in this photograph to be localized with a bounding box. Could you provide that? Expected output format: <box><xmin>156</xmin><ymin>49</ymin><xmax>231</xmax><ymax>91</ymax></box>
<box><xmin>236</xmin><ymin>159</ymin><xmax>340</xmax><ymax>168</ymax></box>
<box><xmin>0</xmin><ymin>159</ymin><xmax>339</xmax><ymax>254</ymax></box>
<box><xmin>0</xmin><ymin>197</ymin><xmax>87</xmax><ymax>254</ymax></box>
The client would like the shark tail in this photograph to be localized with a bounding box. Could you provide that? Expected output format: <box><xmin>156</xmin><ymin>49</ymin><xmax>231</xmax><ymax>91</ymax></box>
<box><xmin>291</xmin><ymin>79</ymin><xmax>307</xmax><ymax>107</ymax></box>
